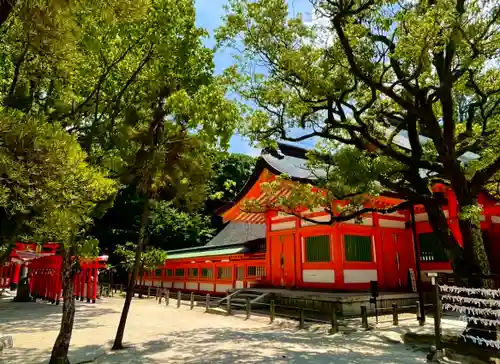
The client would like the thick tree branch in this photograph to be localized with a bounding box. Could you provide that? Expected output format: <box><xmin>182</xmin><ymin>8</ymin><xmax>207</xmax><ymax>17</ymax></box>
<box><xmin>60</xmin><ymin>35</ymin><xmax>146</xmax><ymax>121</ymax></box>
<box><xmin>243</xmin><ymin>199</ymin><xmax>415</xmax><ymax>226</ymax></box>
<box><xmin>332</xmin><ymin>16</ymin><xmax>416</xmax><ymax>112</ymax></box>
<box><xmin>104</xmin><ymin>44</ymin><xmax>155</xmax><ymax>125</ymax></box>
<box><xmin>471</xmin><ymin>156</ymin><xmax>500</xmax><ymax>192</ymax></box>
<box><xmin>7</xmin><ymin>41</ymin><xmax>28</xmax><ymax>97</ymax></box>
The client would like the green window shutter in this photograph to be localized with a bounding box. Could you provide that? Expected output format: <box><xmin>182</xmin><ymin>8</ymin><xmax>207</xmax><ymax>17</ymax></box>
<box><xmin>247</xmin><ymin>266</ymin><xmax>257</xmax><ymax>277</ymax></box>
<box><xmin>201</xmin><ymin>268</ymin><xmax>213</xmax><ymax>279</ymax></box>
<box><xmin>167</xmin><ymin>269</ymin><xmax>173</xmax><ymax>277</ymax></box>
<box><xmin>305</xmin><ymin>235</ymin><xmax>331</xmax><ymax>262</ymax></box>
<box><xmin>419</xmin><ymin>233</ymin><xmax>448</xmax><ymax>262</ymax></box>
<box><xmin>188</xmin><ymin>268</ymin><xmax>198</xmax><ymax>278</ymax></box>
<box><xmin>175</xmin><ymin>268</ymin><xmax>184</xmax><ymax>277</ymax></box>
<box><xmin>155</xmin><ymin>269</ymin><xmax>162</xmax><ymax>276</ymax></box>
<box><xmin>344</xmin><ymin>235</ymin><xmax>373</xmax><ymax>262</ymax></box>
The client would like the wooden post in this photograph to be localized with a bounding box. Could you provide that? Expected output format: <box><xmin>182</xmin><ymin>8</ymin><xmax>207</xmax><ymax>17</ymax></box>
<box><xmin>299</xmin><ymin>306</ymin><xmax>305</xmax><ymax>329</ymax></box>
<box><xmin>270</xmin><ymin>300</ymin><xmax>275</xmax><ymax>323</ymax></box>
<box><xmin>147</xmin><ymin>286</ymin><xmax>151</xmax><ymax>298</ymax></box>
<box><xmin>226</xmin><ymin>296</ymin><xmax>232</xmax><ymax>315</ymax></box>
<box><xmin>158</xmin><ymin>289</ymin><xmax>162</xmax><ymax>304</ymax></box>
<box><xmin>329</xmin><ymin>304</ymin><xmax>339</xmax><ymax>334</ymax></box>
<box><xmin>205</xmin><ymin>294</ymin><xmax>210</xmax><ymax>312</ymax></box>
<box><xmin>165</xmin><ymin>289</ymin><xmax>170</xmax><ymax>306</ymax></box>
<box><xmin>245</xmin><ymin>297</ymin><xmax>251</xmax><ymax>320</ymax></box>
<box><xmin>416</xmin><ymin>300</ymin><xmax>425</xmax><ymax>326</ymax></box>
<box><xmin>155</xmin><ymin>287</ymin><xmax>159</xmax><ymax>300</ymax></box>
<box><xmin>432</xmin><ymin>277</ymin><xmax>442</xmax><ymax>352</ymax></box>
<box><xmin>392</xmin><ymin>304</ymin><xmax>399</xmax><ymax>326</ymax></box>
<box><xmin>190</xmin><ymin>292</ymin><xmax>194</xmax><ymax>310</ymax></box>
<box><xmin>177</xmin><ymin>291</ymin><xmax>181</xmax><ymax>308</ymax></box>
<box><xmin>361</xmin><ymin>306</ymin><xmax>369</xmax><ymax>330</ymax></box>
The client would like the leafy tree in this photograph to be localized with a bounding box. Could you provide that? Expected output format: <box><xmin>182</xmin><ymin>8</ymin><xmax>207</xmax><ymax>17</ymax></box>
<box><xmin>100</xmin><ymin>0</ymin><xmax>240</xmax><ymax>350</ymax></box>
<box><xmin>148</xmin><ymin>201</ymin><xmax>215</xmax><ymax>251</ymax></box>
<box><xmin>115</xmin><ymin>242</ymin><xmax>168</xmax><ymax>295</ymax></box>
<box><xmin>1</xmin><ymin>0</ymin><xmax>240</xmax><ymax>353</ymax></box>
<box><xmin>0</xmin><ymin>110</ymin><xmax>116</xmax><ymax>363</ymax></box>
<box><xmin>217</xmin><ymin>0</ymin><xmax>500</xmax><ymax>287</ymax></box>
<box><xmin>207</xmin><ymin>152</ymin><xmax>256</xmax><ymax>209</ymax></box>
<box><xmin>90</xmin><ymin>151</ymin><xmax>255</xmax><ymax>258</ymax></box>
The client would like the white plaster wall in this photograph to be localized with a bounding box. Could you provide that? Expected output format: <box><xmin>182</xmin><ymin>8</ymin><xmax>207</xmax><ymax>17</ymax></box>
<box><xmin>271</xmin><ymin>212</ymin><xmax>294</xmax><ymax>220</ymax></box>
<box><xmin>215</xmin><ymin>283</ymin><xmax>233</xmax><ymax>293</ymax></box>
<box><xmin>186</xmin><ymin>282</ymin><xmax>198</xmax><ymax>290</ymax></box>
<box><xmin>343</xmin><ymin>269</ymin><xmax>378</xmax><ymax>283</ymax></box>
<box><xmin>415</xmin><ymin>213</ymin><xmax>428</xmax><ymax>222</ymax></box>
<box><xmin>302</xmin><ymin>269</ymin><xmax>335</xmax><ymax>283</ymax></box>
<box><xmin>199</xmin><ymin>283</ymin><xmax>214</xmax><ymax>291</ymax></box>
<box><xmin>301</xmin><ymin>214</ymin><xmax>331</xmax><ymax>227</ymax></box>
<box><xmin>385</xmin><ymin>212</ymin><xmax>406</xmax><ymax>218</ymax></box>
<box><xmin>235</xmin><ymin>281</ymin><xmax>244</xmax><ymax>289</ymax></box>
<box><xmin>343</xmin><ymin>218</ymin><xmax>373</xmax><ymax>226</ymax></box>
<box><xmin>271</xmin><ymin>221</ymin><xmax>297</xmax><ymax>231</ymax></box>
<box><xmin>492</xmin><ymin>216</ymin><xmax>500</xmax><ymax>223</ymax></box>
<box><xmin>163</xmin><ymin>281</ymin><xmax>173</xmax><ymax>288</ymax></box>
<box><xmin>173</xmin><ymin>282</ymin><xmax>184</xmax><ymax>289</ymax></box>
<box><xmin>378</xmin><ymin>219</ymin><xmax>406</xmax><ymax>229</ymax></box>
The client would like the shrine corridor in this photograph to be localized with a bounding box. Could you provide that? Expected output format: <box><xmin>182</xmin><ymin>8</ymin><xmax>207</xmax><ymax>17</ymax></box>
<box><xmin>0</xmin><ymin>294</ymin><xmax>464</xmax><ymax>364</ymax></box>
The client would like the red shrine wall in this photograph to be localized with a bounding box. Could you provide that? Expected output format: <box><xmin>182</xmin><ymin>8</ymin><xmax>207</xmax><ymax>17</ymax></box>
<box><xmin>136</xmin><ymin>188</ymin><xmax>500</xmax><ymax>294</ymax></box>
<box><xmin>265</xmin><ymin>210</ymin><xmax>414</xmax><ymax>291</ymax></box>
<box><xmin>265</xmin><ymin>190</ymin><xmax>500</xmax><ymax>291</ymax></box>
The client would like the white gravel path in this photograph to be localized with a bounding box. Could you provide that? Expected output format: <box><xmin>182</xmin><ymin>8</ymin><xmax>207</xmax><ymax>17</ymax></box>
<box><xmin>0</xmin><ymin>293</ymin><xmax>468</xmax><ymax>364</ymax></box>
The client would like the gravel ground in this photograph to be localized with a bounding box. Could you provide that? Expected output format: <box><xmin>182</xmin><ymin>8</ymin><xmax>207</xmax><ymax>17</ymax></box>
<box><xmin>0</xmin><ymin>293</ymin><xmax>468</xmax><ymax>364</ymax></box>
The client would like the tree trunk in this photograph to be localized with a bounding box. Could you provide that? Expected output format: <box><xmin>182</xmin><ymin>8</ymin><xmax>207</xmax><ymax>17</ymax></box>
<box><xmin>49</xmin><ymin>245</ymin><xmax>76</xmax><ymax>364</ymax></box>
<box><xmin>456</xmin><ymin>201</ymin><xmax>491</xmax><ymax>280</ymax></box>
<box><xmin>138</xmin><ymin>263</ymin><xmax>144</xmax><ymax>299</ymax></box>
<box><xmin>423</xmin><ymin>200</ymin><xmax>469</xmax><ymax>277</ymax></box>
<box><xmin>111</xmin><ymin>198</ymin><xmax>150</xmax><ymax>350</ymax></box>
<box><xmin>453</xmin><ymin>196</ymin><xmax>497</xmax><ymax>342</ymax></box>
<box><xmin>427</xmin><ymin>194</ymin><xmax>496</xmax><ymax>341</ymax></box>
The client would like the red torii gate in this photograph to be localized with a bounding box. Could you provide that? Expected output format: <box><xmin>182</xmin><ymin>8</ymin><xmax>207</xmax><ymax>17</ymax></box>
<box><xmin>29</xmin><ymin>255</ymin><xmax>108</xmax><ymax>304</ymax></box>
<box><xmin>0</xmin><ymin>242</ymin><xmax>58</xmax><ymax>290</ymax></box>
<box><xmin>0</xmin><ymin>242</ymin><xmax>108</xmax><ymax>304</ymax></box>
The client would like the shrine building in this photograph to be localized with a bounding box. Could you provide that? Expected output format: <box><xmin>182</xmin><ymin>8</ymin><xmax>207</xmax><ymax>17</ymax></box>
<box><xmin>138</xmin><ymin>143</ymin><xmax>500</xmax><ymax>294</ymax></box>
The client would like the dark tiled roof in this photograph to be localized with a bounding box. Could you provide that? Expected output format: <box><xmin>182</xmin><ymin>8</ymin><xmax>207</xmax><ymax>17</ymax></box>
<box><xmin>165</xmin><ymin>222</ymin><xmax>265</xmax><ymax>254</ymax></box>
<box><xmin>204</xmin><ymin>222</ymin><xmax>266</xmax><ymax>247</ymax></box>
<box><xmin>264</xmin><ymin>131</ymin><xmax>478</xmax><ymax>181</ymax></box>
<box><xmin>262</xmin><ymin>143</ymin><xmax>326</xmax><ymax>180</ymax></box>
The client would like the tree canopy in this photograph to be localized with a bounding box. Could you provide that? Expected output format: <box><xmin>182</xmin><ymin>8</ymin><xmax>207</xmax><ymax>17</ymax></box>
<box><xmin>0</xmin><ymin>109</ymin><xmax>116</xmax><ymax>259</ymax></box>
<box><xmin>217</xmin><ymin>0</ymin><xmax>500</xmax><ymax>280</ymax></box>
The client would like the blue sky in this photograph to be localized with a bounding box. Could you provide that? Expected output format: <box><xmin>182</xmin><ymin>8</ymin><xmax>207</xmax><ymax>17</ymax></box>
<box><xmin>195</xmin><ymin>0</ymin><xmax>314</xmax><ymax>156</ymax></box>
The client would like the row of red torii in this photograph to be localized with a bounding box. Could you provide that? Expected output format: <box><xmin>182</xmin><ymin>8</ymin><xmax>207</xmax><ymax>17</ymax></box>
<box><xmin>0</xmin><ymin>242</ymin><xmax>108</xmax><ymax>304</ymax></box>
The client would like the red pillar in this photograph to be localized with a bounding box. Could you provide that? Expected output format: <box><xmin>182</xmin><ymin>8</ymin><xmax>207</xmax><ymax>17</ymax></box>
<box><xmin>79</xmin><ymin>270</ymin><xmax>85</xmax><ymax>301</ymax></box>
<box><xmin>55</xmin><ymin>268</ymin><xmax>61</xmax><ymax>304</ymax></box>
<box><xmin>86</xmin><ymin>266</ymin><xmax>91</xmax><ymax>303</ymax></box>
<box><xmin>10</xmin><ymin>263</ymin><xmax>21</xmax><ymax>290</ymax></box>
<box><xmin>75</xmin><ymin>272</ymin><xmax>80</xmax><ymax>299</ymax></box>
<box><xmin>93</xmin><ymin>262</ymin><xmax>98</xmax><ymax>303</ymax></box>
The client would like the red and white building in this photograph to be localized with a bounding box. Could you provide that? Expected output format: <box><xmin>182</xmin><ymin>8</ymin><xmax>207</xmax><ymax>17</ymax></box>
<box><xmin>138</xmin><ymin>143</ymin><xmax>500</xmax><ymax>294</ymax></box>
